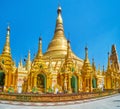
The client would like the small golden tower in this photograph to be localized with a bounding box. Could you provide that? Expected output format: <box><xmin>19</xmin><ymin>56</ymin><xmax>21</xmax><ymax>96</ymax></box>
<box><xmin>26</xmin><ymin>50</ymin><xmax>31</xmax><ymax>72</ymax></box>
<box><xmin>0</xmin><ymin>25</ymin><xmax>17</xmax><ymax>92</ymax></box>
<box><xmin>105</xmin><ymin>52</ymin><xmax>112</xmax><ymax>89</ymax></box>
<box><xmin>37</xmin><ymin>37</ymin><xmax>43</xmax><ymax>57</ymax></box>
<box><xmin>81</xmin><ymin>46</ymin><xmax>93</xmax><ymax>92</ymax></box>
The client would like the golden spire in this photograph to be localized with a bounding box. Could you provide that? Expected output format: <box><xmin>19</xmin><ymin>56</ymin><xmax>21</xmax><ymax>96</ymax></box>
<box><xmin>82</xmin><ymin>46</ymin><xmax>92</xmax><ymax>74</ymax></box>
<box><xmin>0</xmin><ymin>25</ymin><xmax>14</xmax><ymax>70</ymax></box>
<box><xmin>66</xmin><ymin>40</ymin><xmax>72</xmax><ymax>58</ymax></box>
<box><xmin>44</xmin><ymin>6</ymin><xmax>67</xmax><ymax>56</ymax></box>
<box><xmin>62</xmin><ymin>40</ymin><xmax>74</xmax><ymax>72</ymax></box>
<box><xmin>37</xmin><ymin>37</ymin><xmax>43</xmax><ymax>57</ymax></box>
<box><xmin>85</xmin><ymin>46</ymin><xmax>90</xmax><ymax>63</ymax></box>
<box><xmin>107</xmin><ymin>52</ymin><xmax>111</xmax><ymax>71</ymax></box>
<box><xmin>110</xmin><ymin>44</ymin><xmax>119</xmax><ymax>70</ymax></box>
<box><xmin>44</xmin><ymin>6</ymin><xmax>83</xmax><ymax>66</ymax></box>
<box><xmin>92</xmin><ymin>58</ymin><xmax>96</xmax><ymax>71</ymax></box>
<box><xmin>111</xmin><ymin>60</ymin><xmax>116</xmax><ymax>72</ymax></box>
<box><xmin>28</xmin><ymin>50</ymin><xmax>31</xmax><ymax>61</ymax></box>
<box><xmin>26</xmin><ymin>50</ymin><xmax>31</xmax><ymax>71</ymax></box>
<box><xmin>2</xmin><ymin>25</ymin><xmax>11</xmax><ymax>55</ymax></box>
<box><xmin>55</xmin><ymin>6</ymin><xmax>63</xmax><ymax>33</ymax></box>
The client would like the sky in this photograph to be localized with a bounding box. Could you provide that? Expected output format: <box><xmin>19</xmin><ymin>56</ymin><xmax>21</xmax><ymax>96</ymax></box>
<box><xmin>0</xmin><ymin>0</ymin><xmax>120</xmax><ymax>69</ymax></box>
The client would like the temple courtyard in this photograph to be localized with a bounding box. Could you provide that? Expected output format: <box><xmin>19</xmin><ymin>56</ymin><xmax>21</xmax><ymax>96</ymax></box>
<box><xmin>0</xmin><ymin>94</ymin><xmax>120</xmax><ymax>109</ymax></box>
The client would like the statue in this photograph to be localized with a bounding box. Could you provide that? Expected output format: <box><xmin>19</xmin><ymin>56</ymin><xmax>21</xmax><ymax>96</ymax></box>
<box><xmin>37</xmin><ymin>75</ymin><xmax>44</xmax><ymax>88</ymax></box>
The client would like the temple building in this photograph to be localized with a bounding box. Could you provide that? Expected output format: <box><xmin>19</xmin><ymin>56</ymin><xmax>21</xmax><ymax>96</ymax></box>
<box><xmin>0</xmin><ymin>6</ymin><xmax>120</xmax><ymax>94</ymax></box>
<box><xmin>0</xmin><ymin>26</ymin><xmax>17</xmax><ymax>92</ymax></box>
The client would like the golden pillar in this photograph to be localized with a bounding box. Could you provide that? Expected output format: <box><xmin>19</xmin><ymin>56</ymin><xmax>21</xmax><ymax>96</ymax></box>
<box><xmin>12</xmin><ymin>74</ymin><xmax>16</xmax><ymax>92</ymax></box>
<box><xmin>86</xmin><ymin>78</ymin><xmax>89</xmax><ymax>92</ymax></box>
<box><xmin>34</xmin><ymin>76</ymin><xmax>37</xmax><ymax>87</ymax></box>
<box><xmin>90</xmin><ymin>76</ymin><xmax>92</xmax><ymax>92</ymax></box>
<box><xmin>82</xmin><ymin>77</ymin><xmax>86</xmax><ymax>92</ymax></box>
<box><xmin>14</xmin><ymin>74</ymin><xmax>17</xmax><ymax>92</ymax></box>
<box><xmin>31</xmin><ymin>75</ymin><xmax>34</xmax><ymax>88</ymax></box>
<box><xmin>8</xmin><ymin>72</ymin><xmax>11</xmax><ymax>87</ymax></box>
<box><xmin>96</xmin><ymin>78</ymin><xmax>98</xmax><ymax>88</ymax></box>
<box><xmin>78</xmin><ymin>76</ymin><xmax>81</xmax><ymax>92</ymax></box>
<box><xmin>28</xmin><ymin>77</ymin><xmax>31</xmax><ymax>92</ymax></box>
<box><xmin>104</xmin><ymin>77</ymin><xmax>106</xmax><ymax>89</ymax></box>
<box><xmin>12</xmin><ymin>74</ymin><xmax>15</xmax><ymax>86</ymax></box>
<box><xmin>64</xmin><ymin>74</ymin><xmax>67</xmax><ymax>91</ymax></box>
<box><xmin>60</xmin><ymin>75</ymin><xmax>64</xmax><ymax>88</ymax></box>
<box><xmin>30</xmin><ymin>76</ymin><xmax>32</xmax><ymax>88</ymax></box>
<box><xmin>28</xmin><ymin>77</ymin><xmax>30</xmax><ymax>87</ymax></box>
<box><xmin>5</xmin><ymin>74</ymin><xmax>8</xmax><ymax>86</ymax></box>
<box><xmin>4</xmin><ymin>73</ymin><xmax>8</xmax><ymax>92</ymax></box>
<box><xmin>68</xmin><ymin>75</ymin><xmax>72</xmax><ymax>93</ymax></box>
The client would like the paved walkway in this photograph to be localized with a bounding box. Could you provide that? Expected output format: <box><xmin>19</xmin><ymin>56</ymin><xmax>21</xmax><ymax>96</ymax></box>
<box><xmin>0</xmin><ymin>94</ymin><xmax>120</xmax><ymax>109</ymax></box>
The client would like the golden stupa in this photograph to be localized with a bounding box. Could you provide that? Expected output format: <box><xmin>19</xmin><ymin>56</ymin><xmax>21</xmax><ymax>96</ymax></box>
<box><xmin>0</xmin><ymin>6</ymin><xmax>120</xmax><ymax>94</ymax></box>
<box><xmin>43</xmin><ymin>6</ymin><xmax>83</xmax><ymax>66</ymax></box>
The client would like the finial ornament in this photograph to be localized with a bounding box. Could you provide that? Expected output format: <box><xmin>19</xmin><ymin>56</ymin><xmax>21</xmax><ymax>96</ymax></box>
<box><xmin>7</xmin><ymin>25</ymin><xmax>10</xmax><ymax>31</ymax></box>
<box><xmin>92</xmin><ymin>58</ymin><xmax>96</xmax><ymax>71</ymax></box>
<box><xmin>37</xmin><ymin>37</ymin><xmax>43</xmax><ymax>57</ymax></box>
<box><xmin>39</xmin><ymin>37</ymin><xmax>42</xmax><ymax>48</ymax></box>
<box><xmin>56</xmin><ymin>5</ymin><xmax>63</xmax><ymax>25</ymax></box>
<box><xmin>53</xmin><ymin>5</ymin><xmax>64</xmax><ymax>33</ymax></box>
<box><xmin>7</xmin><ymin>24</ymin><xmax>10</xmax><ymax>35</ymax></box>
<box><xmin>85</xmin><ymin>46</ymin><xmax>88</xmax><ymax>51</ymax></box>
<box><xmin>39</xmin><ymin>37</ymin><xmax>42</xmax><ymax>41</ymax></box>
<box><xmin>66</xmin><ymin>39</ymin><xmax>72</xmax><ymax>60</ymax></box>
<box><xmin>92</xmin><ymin>58</ymin><xmax>95</xmax><ymax>66</ymax></box>
<box><xmin>107</xmin><ymin>51</ymin><xmax>111</xmax><ymax>70</ymax></box>
<box><xmin>57</xmin><ymin>5</ymin><xmax>62</xmax><ymax>14</ymax></box>
<box><xmin>85</xmin><ymin>46</ymin><xmax>88</xmax><ymax>60</ymax></box>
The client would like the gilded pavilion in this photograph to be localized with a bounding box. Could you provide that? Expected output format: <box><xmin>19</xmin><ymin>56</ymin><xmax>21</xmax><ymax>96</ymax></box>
<box><xmin>0</xmin><ymin>6</ymin><xmax>120</xmax><ymax>94</ymax></box>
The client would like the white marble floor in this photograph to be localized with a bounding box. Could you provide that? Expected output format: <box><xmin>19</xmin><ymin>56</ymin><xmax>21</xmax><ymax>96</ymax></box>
<box><xmin>0</xmin><ymin>94</ymin><xmax>120</xmax><ymax>109</ymax></box>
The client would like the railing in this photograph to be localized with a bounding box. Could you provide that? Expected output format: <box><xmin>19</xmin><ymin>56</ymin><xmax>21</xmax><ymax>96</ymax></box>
<box><xmin>0</xmin><ymin>89</ymin><xmax>119</xmax><ymax>102</ymax></box>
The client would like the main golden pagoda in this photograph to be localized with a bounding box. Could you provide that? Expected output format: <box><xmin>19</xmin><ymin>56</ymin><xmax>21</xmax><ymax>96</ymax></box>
<box><xmin>0</xmin><ymin>6</ymin><xmax>120</xmax><ymax>94</ymax></box>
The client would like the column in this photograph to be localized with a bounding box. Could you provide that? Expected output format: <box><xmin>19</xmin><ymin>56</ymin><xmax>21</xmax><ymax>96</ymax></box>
<box><xmin>60</xmin><ymin>75</ymin><xmax>62</xmax><ymax>86</ymax></box>
<box><xmin>4</xmin><ymin>73</ymin><xmax>8</xmax><ymax>92</ymax></box>
<box><xmin>87</xmin><ymin>78</ymin><xmax>89</xmax><ymax>92</ymax></box>
<box><xmin>28</xmin><ymin>77</ymin><xmax>31</xmax><ymax>92</ymax></box>
<box><xmin>78</xmin><ymin>76</ymin><xmax>81</xmax><ymax>92</ymax></box>
<box><xmin>104</xmin><ymin>77</ymin><xmax>106</xmax><ymax>89</ymax></box>
<box><xmin>8</xmin><ymin>72</ymin><xmax>11</xmax><ymax>87</ymax></box>
<box><xmin>111</xmin><ymin>77</ymin><xmax>113</xmax><ymax>89</ymax></box>
<box><xmin>64</xmin><ymin>75</ymin><xmax>67</xmax><ymax>92</ymax></box>
<box><xmin>14</xmin><ymin>74</ymin><xmax>17</xmax><ymax>92</ymax></box>
<box><xmin>83</xmin><ymin>78</ymin><xmax>86</xmax><ymax>92</ymax></box>
<box><xmin>34</xmin><ymin>77</ymin><xmax>37</xmax><ymax>87</ymax></box>
<box><xmin>30</xmin><ymin>76</ymin><xmax>32</xmax><ymax>88</ymax></box>
<box><xmin>68</xmin><ymin>75</ymin><xmax>72</xmax><ymax>93</ymax></box>
<box><xmin>12</xmin><ymin>74</ymin><xmax>15</xmax><ymax>86</ymax></box>
<box><xmin>90</xmin><ymin>76</ymin><xmax>92</xmax><ymax>92</ymax></box>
